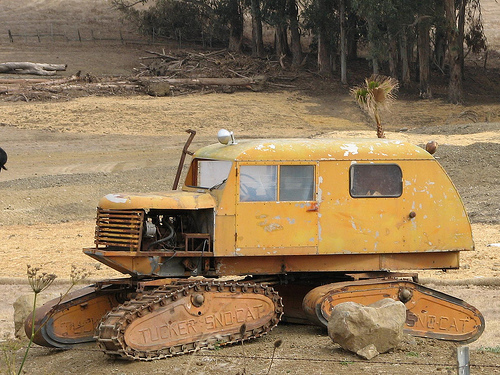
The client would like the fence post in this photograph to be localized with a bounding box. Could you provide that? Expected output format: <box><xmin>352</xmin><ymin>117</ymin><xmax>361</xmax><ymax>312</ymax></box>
<box><xmin>8</xmin><ymin>30</ymin><xmax>13</xmax><ymax>43</ymax></box>
<box><xmin>457</xmin><ymin>346</ymin><xmax>470</xmax><ymax>375</ymax></box>
<box><xmin>78</xmin><ymin>29</ymin><xmax>82</xmax><ymax>42</ymax></box>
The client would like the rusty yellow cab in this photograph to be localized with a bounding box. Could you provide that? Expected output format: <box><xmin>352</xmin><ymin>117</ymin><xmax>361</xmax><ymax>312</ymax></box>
<box><xmin>85</xmin><ymin>135</ymin><xmax>473</xmax><ymax>278</ymax></box>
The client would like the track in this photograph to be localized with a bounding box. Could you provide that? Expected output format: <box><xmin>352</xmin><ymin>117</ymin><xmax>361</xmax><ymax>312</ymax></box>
<box><xmin>96</xmin><ymin>279</ymin><xmax>284</xmax><ymax>360</ymax></box>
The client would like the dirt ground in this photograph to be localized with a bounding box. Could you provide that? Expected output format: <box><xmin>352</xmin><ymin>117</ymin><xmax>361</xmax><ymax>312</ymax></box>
<box><xmin>0</xmin><ymin>0</ymin><xmax>500</xmax><ymax>374</ymax></box>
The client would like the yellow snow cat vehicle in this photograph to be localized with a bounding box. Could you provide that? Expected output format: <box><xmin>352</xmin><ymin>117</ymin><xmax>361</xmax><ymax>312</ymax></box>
<box><xmin>26</xmin><ymin>129</ymin><xmax>484</xmax><ymax>360</ymax></box>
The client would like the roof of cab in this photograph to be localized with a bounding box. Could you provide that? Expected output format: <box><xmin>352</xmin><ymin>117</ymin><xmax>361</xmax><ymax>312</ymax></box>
<box><xmin>193</xmin><ymin>138</ymin><xmax>433</xmax><ymax>161</ymax></box>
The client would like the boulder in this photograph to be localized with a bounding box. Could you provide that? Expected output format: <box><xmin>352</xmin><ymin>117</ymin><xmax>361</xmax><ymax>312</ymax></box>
<box><xmin>14</xmin><ymin>293</ymin><xmax>60</xmax><ymax>339</ymax></box>
<box><xmin>327</xmin><ymin>298</ymin><xmax>406</xmax><ymax>355</ymax></box>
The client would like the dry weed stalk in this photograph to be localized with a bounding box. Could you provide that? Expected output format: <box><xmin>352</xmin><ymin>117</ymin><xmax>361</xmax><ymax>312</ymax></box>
<box><xmin>16</xmin><ymin>264</ymin><xmax>89</xmax><ymax>375</ymax></box>
<box><xmin>266</xmin><ymin>339</ymin><xmax>283</xmax><ymax>375</ymax></box>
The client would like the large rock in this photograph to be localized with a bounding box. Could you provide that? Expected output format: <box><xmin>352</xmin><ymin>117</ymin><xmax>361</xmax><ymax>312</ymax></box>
<box><xmin>14</xmin><ymin>293</ymin><xmax>60</xmax><ymax>339</ymax></box>
<box><xmin>327</xmin><ymin>298</ymin><xmax>406</xmax><ymax>355</ymax></box>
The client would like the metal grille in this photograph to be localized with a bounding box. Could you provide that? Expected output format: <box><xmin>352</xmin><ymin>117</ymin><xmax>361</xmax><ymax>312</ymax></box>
<box><xmin>95</xmin><ymin>209</ymin><xmax>144</xmax><ymax>251</ymax></box>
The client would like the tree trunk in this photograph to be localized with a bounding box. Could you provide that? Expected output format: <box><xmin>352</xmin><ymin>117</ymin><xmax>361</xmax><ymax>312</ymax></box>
<box><xmin>434</xmin><ymin>0</ymin><xmax>447</xmax><ymax>71</ymax></box>
<box><xmin>417</xmin><ymin>19</ymin><xmax>432</xmax><ymax>98</ymax></box>
<box><xmin>346</xmin><ymin>12</ymin><xmax>359</xmax><ymax>59</ymax></box>
<box><xmin>250</xmin><ymin>0</ymin><xmax>265</xmax><ymax>58</ymax></box>
<box><xmin>367</xmin><ymin>19</ymin><xmax>379</xmax><ymax>75</ymax></box>
<box><xmin>287</xmin><ymin>0</ymin><xmax>303</xmax><ymax>69</ymax></box>
<box><xmin>275</xmin><ymin>24</ymin><xmax>289</xmax><ymax>59</ymax></box>
<box><xmin>374</xmin><ymin>110</ymin><xmax>385</xmax><ymax>138</ymax></box>
<box><xmin>388</xmin><ymin>34</ymin><xmax>398</xmax><ymax>78</ymax></box>
<box><xmin>400</xmin><ymin>31</ymin><xmax>411</xmax><ymax>86</ymax></box>
<box><xmin>274</xmin><ymin>0</ymin><xmax>289</xmax><ymax>58</ymax></box>
<box><xmin>340</xmin><ymin>0</ymin><xmax>347</xmax><ymax>84</ymax></box>
<box><xmin>228</xmin><ymin>0</ymin><xmax>243</xmax><ymax>53</ymax></box>
<box><xmin>458</xmin><ymin>0</ymin><xmax>467</xmax><ymax>78</ymax></box>
<box><xmin>317</xmin><ymin>31</ymin><xmax>331</xmax><ymax>76</ymax></box>
<box><xmin>445</xmin><ymin>0</ymin><xmax>463</xmax><ymax>103</ymax></box>
<box><xmin>372</xmin><ymin>56</ymin><xmax>379</xmax><ymax>75</ymax></box>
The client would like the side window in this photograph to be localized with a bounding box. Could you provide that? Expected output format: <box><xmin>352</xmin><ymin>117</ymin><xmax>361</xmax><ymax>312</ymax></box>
<box><xmin>350</xmin><ymin>164</ymin><xmax>402</xmax><ymax>198</ymax></box>
<box><xmin>240</xmin><ymin>165</ymin><xmax>277</xmax><ymax>202</ymax></box>
<box><xmin>280</xmin><ymin>165</ymin><xmax>315</xmax><ymax>201</ymax></box>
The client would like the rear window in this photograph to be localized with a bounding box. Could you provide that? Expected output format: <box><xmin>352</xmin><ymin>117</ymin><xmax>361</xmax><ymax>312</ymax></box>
<box><xmin>350</xmin><ymin>164</ymin><xmax>402</xmax><ymax>198</ymax></box>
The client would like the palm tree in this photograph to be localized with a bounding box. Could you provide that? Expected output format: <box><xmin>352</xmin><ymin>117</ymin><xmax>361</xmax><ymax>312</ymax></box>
<box><xmin>351</xmin><ymin>75</ymin><xmax>399</xmax><ymax>138</ymax></box>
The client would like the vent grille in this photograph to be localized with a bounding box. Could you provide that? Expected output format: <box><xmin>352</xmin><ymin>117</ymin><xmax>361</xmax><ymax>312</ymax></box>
<box><xmin>95</xmin><ymin>209</ymin><xmax>144</xmax><ymax>251</ymax></box>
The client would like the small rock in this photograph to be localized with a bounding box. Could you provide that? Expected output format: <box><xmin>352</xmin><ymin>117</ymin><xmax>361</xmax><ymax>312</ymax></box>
<box><xmin>357</xmin><ymin>344</ymin><xmax>379</xmax><ymax>360</ymax></box>
<box><xmin>144</xmin><ymin>82</ymin><xmax>171</xmax><ymax>97</ymax></box>
<box><xmin>14</xmin><ymin>293</ymin><xmax>59</xmax><ymax>338</ymax></box>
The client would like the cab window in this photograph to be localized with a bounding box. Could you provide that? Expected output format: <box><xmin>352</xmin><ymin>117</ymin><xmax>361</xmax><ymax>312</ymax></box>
<box><xmin>280</xmin><ymin>165</ymin><xmax>315</xmax><ymax>201</ymax></box>
<box><xmin>194</xmin><ymin>160</ymin><xmax>233</xmax><ymax>189</ymax></box>
<box><xmin>240</xmin><ymin>165</ymin><xmax>277</xmax><ymax>202</ymax></box>
<box><xmin>350</xmin><ymin>164</ymin><xmax>402</xmax><ymax>198</ymax></box>
<box><xmin>240</xmin><ymin>165</ymin><xmax>315</xmax><ymax>202</ymax></box>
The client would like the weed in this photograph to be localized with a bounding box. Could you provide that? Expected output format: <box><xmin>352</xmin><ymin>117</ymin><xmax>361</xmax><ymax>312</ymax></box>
<box><xmin>266</xmin><ymin>339</ymin><xmax>282</xmax><ymax>375</ymax></box>
<box><xmin>18</xmin><ymin>265</ymin><xmax>57</xmax><ymax>374</ymax></box>
<box><xmin>478</xmin><ymin>346</ymin><xmax>500</xmax><ymax>354</ymax></box>
<box><xmin>13</xmin><ymin>264</ymin><xmax>89</xmax><ymax>375</ymax></box>
<box><xmin>407</xmin><ymin>351</ymin><xmax>419</xmax><ymax>357</ymax></box>
<box><xmin>1</xmin><ymin>338</ymin><xmax>23</xmax><ymax>375</ymax></box>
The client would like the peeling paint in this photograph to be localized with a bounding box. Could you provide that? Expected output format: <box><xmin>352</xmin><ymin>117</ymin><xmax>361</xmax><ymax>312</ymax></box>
<box><xmin>340</xmin><ymin>143</ymin><xmax>359</xmax><ymax>156</ymax></box>
<box><xmin>264</xmin><ymin>223</ymin><xmax>283</xmax><ymax>232</ymax></box>
<box><xmin>105</xmin><ymin>193</ymin><xmax>128</xmax><ymax>203</ymax></box>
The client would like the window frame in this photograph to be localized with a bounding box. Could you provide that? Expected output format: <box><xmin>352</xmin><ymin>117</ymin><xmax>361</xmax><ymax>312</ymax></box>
<box><xmin>349</xmin><ymin>163</ymin><xmax>403</xmax><ymax>198</ymax></box>
<box><xmin>238</xmin><ymin>163</ymin><xmax>316</xmax><ymax>202</ymax></box>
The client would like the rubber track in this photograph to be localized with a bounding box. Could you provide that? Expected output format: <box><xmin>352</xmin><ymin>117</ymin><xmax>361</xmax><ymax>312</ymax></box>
<box><xmin>95</xmin><ymin>279</ymin><xmax>284</xmax><ymax>360</ymax></box>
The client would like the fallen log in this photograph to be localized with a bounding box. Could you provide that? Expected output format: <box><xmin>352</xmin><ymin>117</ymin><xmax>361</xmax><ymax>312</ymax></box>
<box><xmin>137</xmin><ymin>76</ymin><xmax>267</xmax><ymax>93</ymax></box>
<box><xmin>0</xmin><ymin>62</ymin><xmax>67</xmax><ymax>76</ymax></box>
<box><xmin>0</xmin><ymin>78</ymin><xmax>49</xmax><ymax>84</ymax></box>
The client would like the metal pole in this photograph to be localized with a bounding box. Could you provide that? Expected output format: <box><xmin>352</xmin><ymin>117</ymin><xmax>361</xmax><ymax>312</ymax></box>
<box><xmin>172</xmin><ymin>129</ymin><xmax>196</xmax><ymax>190</ymax></box>
<box><xmin>457</xmin><ymin>346</ymin><xmax>470</xmax><ymax>375</ymax></box>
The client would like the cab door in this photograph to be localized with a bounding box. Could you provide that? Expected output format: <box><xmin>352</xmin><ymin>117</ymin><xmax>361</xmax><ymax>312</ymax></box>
<box><xmin>234</xmin><ymin>163</ymin><xmax>318</xmax><ymax>255</ymax></box>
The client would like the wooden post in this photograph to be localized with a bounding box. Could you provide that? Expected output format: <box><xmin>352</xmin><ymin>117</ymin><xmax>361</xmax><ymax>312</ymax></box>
<box><xmin>8</xmin><ymin>30</ymin><xmax>13</xmax><ymax>43</ymax></box>
<box><xmin>457</xmin><ymin>346</ymin><xmax>470</xmax><ymax>375</ymax></box>
<box><xmin>78</xmin><ymin>29</ymin><xmax>82</xmax><ymax>42</ymax></box>
<box><xmin>37</xmin><ymin>30</ymin><xmax>41</xmax><ymax>43</ymax></box>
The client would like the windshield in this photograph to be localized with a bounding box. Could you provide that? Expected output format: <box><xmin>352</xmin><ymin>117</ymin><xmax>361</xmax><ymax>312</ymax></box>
<box><xmin>194</xmin><ymin>159</ymin><xmax>233</xmax><ymax>189</ymax></box>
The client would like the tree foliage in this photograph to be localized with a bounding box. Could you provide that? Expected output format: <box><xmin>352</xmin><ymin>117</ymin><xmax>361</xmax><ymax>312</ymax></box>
<box><xmin>113</xmin><ymin>0</ymin><xmax>488</xmax><ymax>103</ymax></box>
